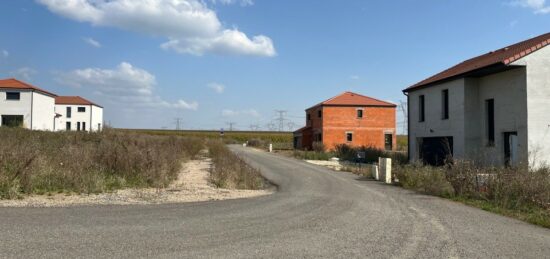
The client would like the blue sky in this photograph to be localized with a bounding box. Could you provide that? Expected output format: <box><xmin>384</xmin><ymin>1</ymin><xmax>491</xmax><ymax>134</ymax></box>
<box><xmin>0</xmin><ymin>0</ymin><xmax>548</xmax><ymax>131</ymax></box>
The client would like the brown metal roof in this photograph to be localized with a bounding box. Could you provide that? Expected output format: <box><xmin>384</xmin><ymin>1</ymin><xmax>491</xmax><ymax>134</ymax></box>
<box><xmin>55</xmin><ymin>96</ymin><xmax>102</xmax><ymax>108</ymax></box>
<box><xmin>308</xmin><ymin>91</ymin><xmax>396</xmax><ymax>110</ymax></box>
<box><xmin>404</xmin><ymin>32</ymin><xmax>550</xmax><ymax>92</ymax></box>
<box><xmin>0</xmin><ymin>78</ymin><xmax>57</xmax><ymax>97</ymax></box>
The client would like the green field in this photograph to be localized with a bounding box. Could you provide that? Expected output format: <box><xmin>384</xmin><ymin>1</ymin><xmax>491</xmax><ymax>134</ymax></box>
<box><xmin>118</xmin><ymin>129</ymin><xmax>294</xmax><ymax>144</ymax></box>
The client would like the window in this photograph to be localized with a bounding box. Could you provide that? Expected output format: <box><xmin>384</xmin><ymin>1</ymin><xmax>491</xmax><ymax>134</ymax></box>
<box><xmin>318</xmin><ymin>110</ymin><xmax>322</xmax><ymax>118</ymax></box>
<box><xmin>307</xmin><ymin>113</ymin><xmax>311</xmax><ymax>120</ymax></box>
<box><xmin>1</xmin><ymin>115</ymin><xmax>23</xmax><ymax>127</ymax></box>
<box><xmin>357</xmin><ymin>109</ymin><xmax>364</xmax><ymax>118</ymax></box>
<box><xmin>78</xmin><ymin>107</ymin><xmax>86</xmax><ymax>112</ymax></box>
<box><xmin>442</xmin><ymin>89</ymin><xmax>449</xmax><ymax>119</ymax></box>
<box><xmin>66</xmin><ymin>122</ymin><xmax>71</xmax><ymax>131</ymax></box>
<box><xmin>315</xmin><ymin>133</ymin><xmax>322</xmax><ymax>142</ymax></box>
<box><xmin>486</xmin><ymin>99</ymin><xmax>495</xmax><ymax>144</ymax></box>
<box><xmin>6</xmin><ymin>92</ymin><xmax>20</xmax><ymax>100</ymax></box>
<box><xmin>419</xmin><ymin>95</ymin><xmax>425</xmax><ymax>122</ymax></box>
<box><xmin>82</xmin><ymin>122</ymin><xmax>86</xmax><ymax>131</ymax></box>
<box><xmin>66</xmin><ymin>107</ymin><xmax>72</xmax><ymax>118</ymax></box>
<box><xmin>384</xmin><ymin>134</ymin><xmax>393</xmax><ymax>151</ymax></box>
<box><xmin>77</xmin><ymin>122</ymin><xmax>81</xmax><ymax>131</ymax></box>
<box><xmin>346</xmin><ymin>132</ymin><xmax>353</xmax><ymax>142</ymax></box>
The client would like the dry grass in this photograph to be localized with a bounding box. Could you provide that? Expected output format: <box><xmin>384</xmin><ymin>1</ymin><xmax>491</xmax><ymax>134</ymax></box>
<box><xmin>207</xmin><ymin>141</ymin><xmax>268</xmax><ymax>190</ymax></box>
<box><xmin>0</xmin><ymin>128</ymin><xmax>203</xmax><ymax>199</ymax></box>
<box><xmin>394</xmin><ymin>161</ymin><xmax>550</xmax><ymax>227</ymax></box>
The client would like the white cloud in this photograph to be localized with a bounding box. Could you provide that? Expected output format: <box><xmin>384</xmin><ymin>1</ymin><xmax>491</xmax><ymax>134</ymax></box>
<box><xmin>350</xmin><ymin>75</ymin><xmax>359</xmax><ymax>80</ymax></box>
<box><xmin>207</xmin><ymin>82</ymin><xmax>225</xmax><ymax>93</ymax></box>
<box><xmin>83</xmin><ymin>37</ymin><xmax>101</xmax><ymax>48</ymax></box>
<box><xmin>511</xmin><ymin>0</ymin><xmax>550</xmax><ymax>14</ymax></box>
<box><xmin>37</xmin><ymin>0</ymin><xmax>275</xmax><ymax>56</ymax></box>
<box><xmin>10</xmin><ymin>67</ymin><xmax>37</xmax><ymax>81</ymax></box>
<box><xmin>211</xmin><ymin>0</ymin><xmax>254</xmax><ymax>6</ymax></box>
<box><xmin>57</xmin><ymin>62</ymin><xmax>198</xmax><ymax>110</ymax></box>
<box><xmin>1</xmin><ymin>50</ymin><xmax>8</xmax><ymax>58</ymax></box>
<box><xmin>222</xmin><ymin>109</ymin><xmax>260</xmax><ymax>117</ymax></box>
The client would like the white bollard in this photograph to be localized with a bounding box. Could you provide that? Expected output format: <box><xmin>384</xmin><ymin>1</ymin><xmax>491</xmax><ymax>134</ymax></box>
<box><xmin>371</xmin><ymin>164</ymin><xmax>379</xmax><ymax>180</ymax></box>
<box><xmin>269</xmin><ymin>144</ymin><xmax>273</xmax><ymax>153</ymax></box>
<box><xmin>378</xmin><ymin>157</ymin><xmax>392</xmax><ymax>184</ymax></box>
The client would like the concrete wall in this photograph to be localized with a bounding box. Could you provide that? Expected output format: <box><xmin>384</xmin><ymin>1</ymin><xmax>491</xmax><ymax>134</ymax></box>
<box><xmin>469</xmin><ymin>68</ymin><xmax>528</xmax><ymax>166</ymax></box>
<box><xmin>408</xmin><ymin>79</ymin><xmax>466</xmax><ymax>161</ymax></box>
<box><xmin>322</xmin><ymin>106</ymin><xmax>396</xmax><ymax>150</ymax></box>
<box><xmin>31</xmin><ymin>91</ymin><xmax>55</xmax><ymax>131</ymax></box>
<box><xmin>55</xmin><ymin>104</ymin><xmax>103</xmax><ymax>131</ymax></box>
<box><xmin>514</xmin><ymin>45</ymin><xmax>550</xmax><ymax>167</ymax></box>
<box><xmin>0</xmin><ymin>90</ymin><xmax>55</xmax><ymax>130</ymax></box>
<box><xmin>0</xmin><ymin>89</ymin><xmax>32</xmax><ymax>128</ymax></box>
<box><xmin>90</xmin><ymin>105</ymin><xmax>103</xmax><ymax>131</ymax></box>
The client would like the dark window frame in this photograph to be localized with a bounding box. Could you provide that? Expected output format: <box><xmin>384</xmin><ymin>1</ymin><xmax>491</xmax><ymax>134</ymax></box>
<box><xmin>66</xmin><ymin>122</ymin><xmax>71</xmax><ymax>131</ymax></box>
<box><xmin>66</xmin><ymin>107</ymin><xmax>72</xmax><ymax>118</ymax></box>
<box><xmin>442</xmin><ymin>89</ymin><xmax>449</xmax><ymax>120</ymax></box>
<box><xmin>486</xmin><ymin>99</ymin><xmax>495</xmax><ymax>145</ymax></box>
<box><xmin>419</xmin><ymin>95</ymin><xmax>425</xmax><ymax>122</ymax></box>
<box><xmin>317</xmin><ymin>109</ymin><xmax>322</xmax><ymax>118</ymax></box>
<box><xmin>78</xmin><ymin>107</ymin><xmax>86</xmax><ymax>112</ymax></box>
<box><xmin>307</xmin><ymin>113</ymin><xmax>311</xmax><ymax>120</ymax></box>
<box><xmin>6</xmin><ymin>92</ymin><xmax>20</xmax><ymax>101</ymax></box>
<box><xmin>346</xmin><ymin>132</ymin><xmax>353</xmax><ymax>142</ymax></box>
<box><xmin>357</xmin><ymin>109</ymin><xmax>364</xmax><ymax>119</ymax></box>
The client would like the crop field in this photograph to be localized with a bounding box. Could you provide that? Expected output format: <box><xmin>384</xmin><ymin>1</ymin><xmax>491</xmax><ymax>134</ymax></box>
<box><xmin>118</xmin><ymin>129</ymin><xmax>293</xmax><ymax>144</ymax></box>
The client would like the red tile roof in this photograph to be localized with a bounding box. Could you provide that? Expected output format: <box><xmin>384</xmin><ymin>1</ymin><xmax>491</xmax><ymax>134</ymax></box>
<box><xmin>0</xmin><ymin>78</ymin><xmax>57</xmax><ymax>97</ymax></box>
<box><xmin>55</xmin><ymin>96</ymin><xmax>102</xmax><ymax>108</ymax></box>
<box><xmin>309</xmin><ymin>91</ymin><xmax>396</xmax><ymax>109</ymax></box>
<box><xmin>404</xmin><ymin>32</ymin><xmax>550</xmax><ymax>92</ymax></box>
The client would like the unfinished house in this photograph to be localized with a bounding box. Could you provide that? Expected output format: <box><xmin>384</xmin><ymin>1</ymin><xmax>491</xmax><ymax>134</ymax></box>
<box><xmin>294</xmin><ymin>91</ymin><xmax>396</xmax><ymax>151</ymax></box>
<box><xmin>403</xmin><ymin>32</ymin><xmax>550</xmax><ymax>167</ymax></box>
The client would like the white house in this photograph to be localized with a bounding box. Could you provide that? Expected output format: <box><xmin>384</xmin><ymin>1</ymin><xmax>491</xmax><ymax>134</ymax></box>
<box><xmin>403</xmin><ymin>32</ymin><xmax>550</xmax><ymax>167</ymax></box>
<box><xmin>55</xmin><ymin>96</ymin><xmax>103</xmax><ymax>132</ymax></box>
<box><xmin>0</xmin><ymin>78</ymin><xmax>57</xmax><ymax>130</ymax></box>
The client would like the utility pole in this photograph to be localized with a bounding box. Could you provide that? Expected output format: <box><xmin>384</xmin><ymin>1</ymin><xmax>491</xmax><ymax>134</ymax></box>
<box><xmin>174</xmin><ymin>118</ymin><xmax>183</xmax><ymax>130</ymax></box>
<box><xmin>274</xmin><ymin>110</ymin><xmax>287</xmax><ymax>132</ymax></box>
<box><xmin>398</xmin><ymin>101</ymin><xmax>408</xmax><ymax>135</ymax></box>
<box><xmin>226</xmin><ymin>122</ymin><xmax>236</xmax><ymax>131</ymax></box>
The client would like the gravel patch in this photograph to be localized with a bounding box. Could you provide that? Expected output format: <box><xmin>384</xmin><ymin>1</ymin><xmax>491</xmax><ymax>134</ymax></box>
<box><xmin>0</xmin><ymin>157</ymin><xmax>273</xmax><ymax>207</ymax></box>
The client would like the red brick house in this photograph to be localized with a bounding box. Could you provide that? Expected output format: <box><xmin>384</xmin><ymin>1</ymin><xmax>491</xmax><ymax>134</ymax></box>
<box><xmin>293</xmin><ymin>91</ymin><xmax>396</xmax><ymax>151</ymax></box>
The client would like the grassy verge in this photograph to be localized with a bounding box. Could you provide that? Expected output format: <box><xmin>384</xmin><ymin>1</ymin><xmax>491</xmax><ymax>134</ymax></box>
<box><xmin>207</xmin><ymin>141</ymin><xmax>269</xmax><ymax>190</ymax></box>
<box><xmin>0</xmin><ymin>128</ymin><xmax>203</xmax><ymax>199</ymax></box>
<box><xmin>119</xmin><ymin>129</ymin><xmax>293</xmax><ymax>145</ymax></box>
<box><xmin>394</xmin><ymin>163</ymin><xmax>550</xmax><ymax>228</ymax></box>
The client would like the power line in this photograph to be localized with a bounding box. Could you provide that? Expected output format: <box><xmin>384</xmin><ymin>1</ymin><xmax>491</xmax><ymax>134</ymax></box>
<box><xmin>226</xmin><ymin>122</ymin><xmax>237</xmax><ymax>131</ymax></box>
<box><xmin>274</xmin><ymin>110</ymin><xmax>287</xmax><ymax>132</ymax></box>
<box><xmin>174</xmin><ymin>117</ymin><xmax>183</xmax><ymax>130</ymax></box>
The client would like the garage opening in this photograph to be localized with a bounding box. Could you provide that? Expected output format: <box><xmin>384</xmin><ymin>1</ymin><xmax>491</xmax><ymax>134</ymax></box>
<box><xmin>419</xmin><ymin>137</ymin><xmax>453</xmax><ymax>166</ymax></box>
<box><xmin>1</xmin><ymin>115</ymin><xmax>24</xmax><ymax>127</ymax></box>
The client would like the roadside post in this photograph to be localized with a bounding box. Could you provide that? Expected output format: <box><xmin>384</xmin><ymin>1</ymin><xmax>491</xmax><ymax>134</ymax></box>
<box><xmin>378</xmin><ymin>157</ymin><xmax>392</xmax><ymax>184</ymax></box>
<box><xmin>269</xmin><ymin>144</ymin><xmax>273</xmax><ymax>153</ymax></box>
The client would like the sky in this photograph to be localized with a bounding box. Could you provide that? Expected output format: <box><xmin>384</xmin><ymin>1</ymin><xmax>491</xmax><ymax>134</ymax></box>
<box><xmin>0</xmin><ymin>0</ymin><xmax>549</xmax><ymax>132</ymax></box>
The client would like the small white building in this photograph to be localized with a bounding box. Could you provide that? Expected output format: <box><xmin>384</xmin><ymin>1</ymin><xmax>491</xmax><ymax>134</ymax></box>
<box><xmin>55</xmin><ymin>96</ymin><xmax>103</xmax><ymax>132</ymax></box>
<box><xmin>403</xmin><ymin>32</ymin><xmax>550</xmax><ymax>167</ymax></box>
<box><xmin>0</xmin><ymin>78</ymin><xmax>57</xmax><ymax>130</ymax></box>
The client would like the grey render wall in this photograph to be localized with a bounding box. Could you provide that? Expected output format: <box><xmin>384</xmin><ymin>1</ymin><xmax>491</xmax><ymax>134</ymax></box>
<box><xmin>514</xmin><ymin>45</ymin><xmax>550</xmax><ymax>167</ymax></box>
<box><xmin>468</xmin><ymin>68</ymin><xmax>528</xmax><ymax>165</ymax></box>
<box><xmin>408</xmin><ymin>78</ymin><xmax>466</xmax><ymax>161</ymax></box>
<box><xmin>407</xmin><ymin>68</ymin><xmax>529</xmax><ymax>166</ymax></box>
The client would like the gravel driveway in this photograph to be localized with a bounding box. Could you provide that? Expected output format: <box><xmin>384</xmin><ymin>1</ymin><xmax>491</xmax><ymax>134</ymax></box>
<box><xmin>0</xmin><ymin>145</ymin><xmax>548</xmax><ymax>258</ymax></box>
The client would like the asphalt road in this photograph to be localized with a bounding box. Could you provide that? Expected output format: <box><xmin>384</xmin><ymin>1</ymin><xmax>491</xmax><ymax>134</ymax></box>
<box><xmin>1</xmin><ymin>145</ymin><xmax>549</xmax><ymax>258</ymax></box>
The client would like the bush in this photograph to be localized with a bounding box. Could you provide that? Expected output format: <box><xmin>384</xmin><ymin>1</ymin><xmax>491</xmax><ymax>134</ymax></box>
<box><xmin>292</xmin><ymin>150</ymin><xmax>333</xmax><ymax>161</ymax></box>
<box><xmin>207</xmin><ymin>141</ymin><xmax>268</xmax><ymax>190</ymax></box>
<box><xmin>394</xmin><ymin>161</ymin><xmax>550</xmax><ymax>227</ymax></box>
<box><xmin>0</xmin><ymin>128</ymin><xmax>204</xmax><ymax>198</ymax></box>
<box><xmin>334</xmin><ymin>144</ymin><xmax>408</xmax><ymax>165</ymax></box>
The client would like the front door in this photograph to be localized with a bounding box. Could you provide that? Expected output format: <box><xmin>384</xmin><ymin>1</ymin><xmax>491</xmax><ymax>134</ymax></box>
<box><xmin>504</xmin><ymin>132</ymin><xmax>518</xmax><ymax>167</ymax></box>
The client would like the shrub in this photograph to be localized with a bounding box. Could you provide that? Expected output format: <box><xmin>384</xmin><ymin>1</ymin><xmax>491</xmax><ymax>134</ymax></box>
<box><xmin>312</xmin><ymin>142</ymin><xmax>326</xmax><ymax>152</ymax></box>
<box><xmin>0</xmin><ymin>128</ymin><xmax>204</xmax><ymax>198</ymax></box>
<box><xmin>207</xmin><ymin>140</ymin><xmax>268</xmax><ymax>190</ymax></box>
<box><xmin>394</xmin><ymin>164</ymin><xmax>454</xmax><ymax>197</ymax></box>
